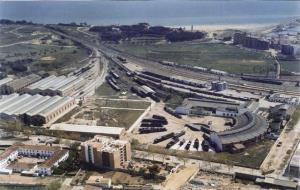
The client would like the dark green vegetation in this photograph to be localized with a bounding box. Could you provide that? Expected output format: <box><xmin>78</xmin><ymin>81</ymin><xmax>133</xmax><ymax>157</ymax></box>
<box><xmin>280</xmin><ymin>60</ymin><xmax>300</xmax><ymax>73</ymax></box>
<box><xmin>90</xmin><ymin>23</ymin><xmax>205</xmax><ymax>42</ymax></box>
<box><xmin>0</xmin><ymin>24</ymin><xmax>90</xmax><ymax>76</ymax></box>
<box><xmin>112</xmin><ymin>41</ymin><xmax>276</xmax><ymax>74</ymax></box>
<box><xmin>135</xmin><ymin>140</ymin><xmax>273</xmax><ymax>169</ymax></box>
<box><xmin>286</xmin><ymin>107</ymin><xmax>300</xmax><ymax>132</ymax></box>
<box><xmin>53</xmin><ymin>143</ymin><xmax>80</xmax><ymax>175</ymax></box>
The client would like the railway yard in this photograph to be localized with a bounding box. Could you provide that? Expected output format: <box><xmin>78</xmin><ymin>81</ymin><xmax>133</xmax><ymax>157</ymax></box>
<box><xmin>0</xmin><ymin>21</ymin><xmax>299</xmax><ymax>189</ymax></box>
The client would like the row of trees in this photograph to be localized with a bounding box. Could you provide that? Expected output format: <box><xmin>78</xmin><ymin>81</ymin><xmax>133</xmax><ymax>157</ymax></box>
<box><xmin>90</xmin><ymin>23</ymin><xmax>205</xmax><ymax>42</ymax></box>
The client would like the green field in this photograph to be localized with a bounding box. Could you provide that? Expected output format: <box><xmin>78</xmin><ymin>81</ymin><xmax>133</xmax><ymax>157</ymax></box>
<box><xmin>112</xmin><ymin>41</ymin><xmax>276</xmax><ymax>74</ymax></box>
<box><xmin>95</xmin><ymin>99</ymin><xmax>151</xmax><ymax>109</ymax></box>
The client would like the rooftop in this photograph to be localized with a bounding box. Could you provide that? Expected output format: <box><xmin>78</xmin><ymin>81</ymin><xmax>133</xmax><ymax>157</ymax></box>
<box><xmin>49</xmin><ymin>124</ymin><xmax>125</xmax><ymax>137</ymax></box>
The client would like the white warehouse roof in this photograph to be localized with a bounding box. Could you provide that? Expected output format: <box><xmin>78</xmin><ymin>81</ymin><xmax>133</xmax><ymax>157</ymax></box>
<box><xmin>49</xmin><ymin>124</ymin><xmax>125</xmax><ymax>137</ymax></box>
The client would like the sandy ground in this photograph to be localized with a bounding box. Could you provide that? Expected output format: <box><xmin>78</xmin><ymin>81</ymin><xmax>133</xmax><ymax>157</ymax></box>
<box><xmin>260</xmin><ymin>118</ymin><xmax>300</xmax><ymax>175</ymax></box>
<box><xmin>182</xmin><ymin>171</ymin><xmax>262</xmax><ymax>190</ymax></box>
<box><xmin>129</xmin><ymin>102</ymin><xmax>229</xmax><ymax>147</ymax></box>
<box><xmin>124</xmin><ymin>61</ymin><xmax>144</xmax><ymax>72</ymax></box>
<box><xmin>40</xmin><ymin>56</ymin><xmax>56</xmax><ymax>61</ymax></box>
<box><xmin>0</xmin><ymin>174</ymin><xmax>57</xmax><ymax>185</ymax></box>
<box><xmin>163</xmin><ymin>166</ymin><xmax>199</xmax><ymax>190</ymax></box>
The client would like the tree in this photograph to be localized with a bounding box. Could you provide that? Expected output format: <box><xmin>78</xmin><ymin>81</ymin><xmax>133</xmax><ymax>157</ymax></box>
<box><xmin>23</xmin><ymin>130</ymin><xmax>32</xmax><ymax>139</ymax></box>
<box><xmin>46</xmin><ymin>179</ymin><xmax>62</xmax><ymax>190</ymax></box>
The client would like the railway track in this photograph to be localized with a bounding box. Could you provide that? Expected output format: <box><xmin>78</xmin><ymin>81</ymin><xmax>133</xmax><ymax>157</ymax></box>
<box><xmin>101</xmin><ymin>44</ymin><xmax>300</xmax><ymax>96</ymax></box>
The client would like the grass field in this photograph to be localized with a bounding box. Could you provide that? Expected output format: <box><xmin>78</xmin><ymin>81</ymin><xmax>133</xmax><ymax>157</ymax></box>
<box><xmin>112</xmin><ymin>41</ymin><xmax>276</xmax><ymax>74</ymax></box>
<box><xmin>95</xmin><ymin>99</ymin><xmax>151</xmax><ymax>109</ymax></box>
<box><xmin>136</xmin><ymin>139</ymin><xmax>273</xmax><ymax>169</ymax></box>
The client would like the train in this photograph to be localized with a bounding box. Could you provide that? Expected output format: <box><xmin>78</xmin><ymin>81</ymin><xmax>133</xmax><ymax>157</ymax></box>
<box><xmin>142</xmin><ymin>118</ymin><xmax>168</xmax><ymax>125</ymax></box>
<box><xmin>110</xmin><ymin>71</ymin><xmax>120</xmax><ymax>79</ymax></box>
<box><xmin>116</xmin><ymin>56</ymin><xmax>127</xmax><ymax>63</ymax></box>
<box><xmin>166</xmin><ymin>138</ymin><xmax>180</xmax><ymax>149</ymax></box>
<box><xmin>153</xmin><ymin>132</ymin><xmax>175</xmax><ymax>144</ymax></box>
<box><xmin>241</xmin><ymin>76</ymin><xmax>283</xmax><ymax>85</ymax></box>
<box><xmin>164</xmin><ymin>106</ymin><xmax>182</xmax><ymax>119</ymax></box>
<box><xmin>107</xmin><ymin>79</ymin><xmax>120</xmax><ymax>91</ymax></box>
<box><xmin>193</xmin><ymin>138</ymin><xmax>199</xmax><ymax>150</ymax></box>
<box><xmin>139</xmin><ymin>127</ymin><xmax>166</xmax><ymax>134</ymax></box>
<box><xmin>140</xmin><ymin>123</ymin><xmax>164</xmax><ymax>128</ymax></box>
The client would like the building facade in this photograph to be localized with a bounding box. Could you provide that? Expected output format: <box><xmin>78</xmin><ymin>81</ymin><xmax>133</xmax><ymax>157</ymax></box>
<box><xmin>80</xmin><ymin>136</ymin><xmax>131</xmax><ymax>169</ymax></box>
<box><xmin>0</xmin><ymin>144</ymin><xmax>69</xmax><ymax>176</ymax></box>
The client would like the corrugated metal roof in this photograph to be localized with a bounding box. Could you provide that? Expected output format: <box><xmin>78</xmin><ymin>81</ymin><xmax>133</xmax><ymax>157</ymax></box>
<box><xmin>38</xmin><ymin>97</ymin><xmax>73</xmax><ymax>117</ymax></box>
<box><xmin>2</xmin><ymin>94</ymin><xmax>36</xmax><ymax>114</ymax></box>
<box><xmin>27</xmin><ymin>75</ymin><xmax>56</xmax><ymax>90</ymax></box>
<box><xmin>0</xmin><ymin>78</ymin><xmax>13</xmax><ymax>87</ymax></box>
<box><xmin>39</xmin><ymin>76</ymin><xmax>66</xmax><ymax>90</ymax></box>
<box><xmin>26</xmin><ymin>96</ymin><xmax>62</xmax><ymax>116</ymax></box>
<box><xmin>59</xmin><ymin>77</ymin><xmax>84</xmax><ymax>92</ymax></box>
<box><xmin>0</xmin><ymin>94</ymin><xmax>31</xmax><ymax>112</ymax></box>
<box><xmin>0</xmin><ymin>94</ymin><xmax>19</xmax><ymax>105</ymax></box>
<box><xmin>11</xmin><ymin>95</ymin><xmax>45</xmax><ymax>115</ymax></box>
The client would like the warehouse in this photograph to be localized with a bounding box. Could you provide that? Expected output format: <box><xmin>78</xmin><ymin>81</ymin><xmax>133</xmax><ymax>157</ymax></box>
<box><xmin>25</xmin><ymin>75</ymin><xmax>86</xmax><ymax>97</ymax></box>
<box><xmin>0</xmin><ymin>93</ymin><xmax>76</xmax><ymax>126</ymax></box>
<box><xmin>0</xmin><ymin>74</ymin><xmax>41</xmax><ymax>95</ymax></box>
<box><xmin>49</xmin><ymin>124</ymin><xmax>125</xmax><ymax>139</ymax></box>
<box><xmin>177</xmin><ymin>98</ymin><xmax>250</xmax><ymax>117</ymax></box>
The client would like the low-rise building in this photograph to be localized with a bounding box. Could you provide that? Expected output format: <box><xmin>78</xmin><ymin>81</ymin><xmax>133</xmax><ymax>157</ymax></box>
<box><xmin>0</xmin><ymin>74</ymin><xmax>41</xmax><ymax>94</ymax></box>
<box><xmin>80</xmin><ymin>135</ymin><xmax>131</xmax><ymax>169</ymax></box>
<box><xmin>25</xmin><ymin>75</ymin><xmax>86</xmax><ymax>97</ymax></box>
<box><xmin>268</xmin><ymin>93</ymin><xmax>299</xmax><ymax>105</ymax></box>
<box><xmin>0</xmin><ymin>144</ymin><xmax>69</xmax><ymax>176</ymax></box>
<box><xmin>49</xmin><ymin>124</ymin><xmax>125</xmax><ymax>139</ymax></box>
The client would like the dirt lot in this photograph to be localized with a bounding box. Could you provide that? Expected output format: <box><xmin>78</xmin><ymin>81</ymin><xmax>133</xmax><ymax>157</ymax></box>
<box><xmin>182</xmin><ymin>171</ymin><xmax>262</xmax><ymax>190</ymax></box>
<box><xmin>70</xmin><ymin>98</ymin><xmax>150</xmax><ymax>129</ymax></box>
<box><xmin>163</xmin><ymin>166</ymin><xmax>199</xmax><ymax>190</ymax></box>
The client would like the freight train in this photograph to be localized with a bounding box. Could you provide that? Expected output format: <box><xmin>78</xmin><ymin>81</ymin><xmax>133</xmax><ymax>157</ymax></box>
<box><xmin>241</xmin><ymin>76</ymin><xmax>283</xmax><ymax>85</ymax></box>
<box><xmin>153</xmin><ymin>132</ymin><xmax>175</xmax><ymax>144</ymax></box>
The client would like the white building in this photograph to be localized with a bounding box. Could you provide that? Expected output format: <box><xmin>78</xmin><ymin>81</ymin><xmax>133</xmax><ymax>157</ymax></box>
<box><xmin>0</xmin><ymin>144</ymin><xmax>69</xmax><ymax>176</ymax></box>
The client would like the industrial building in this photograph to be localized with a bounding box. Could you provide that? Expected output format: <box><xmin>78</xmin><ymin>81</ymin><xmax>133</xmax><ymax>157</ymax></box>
<box><xmin>209</xmin><ymin>111</ymin><xmax>268</xmax><ymax>152</ymax></box>
<box><xmin>80</xmin><ymin>135</ymin><xmax>131</xmax><ymax>169</ymax></box>
<box><xmin>0</xmin><ymin>93</ymin><xmax>76</xmax><ymax>126</ymax></box>
<box><xmin>49</xmin><ymin>124</ymin><xmax>125</xmax><ymax>139</ymax></box>
<box><xmin>233</xmin><ymin>32</ymin><xmax>270</xmax><ymax>50</ymax></box>
<box><xmin>268</xmin><ymin>93</ymin><xmax>300</xmax><ymax>105</ymax></box>
<box><xmin>0</xmin><ymin>143</ymin><xmax>69</xmax><ymax>176</ymax></box>
<box><xmin>0</xmin><ymin>77</ymin><xmax>13</xmax><ymax>90</ymax></box>
<box><xmin>211</xmin><ymin>81</ymin><xmax>227</xmax><ymax>91</ymax></box>
<box><xmin>24</xmin><ymin>75</ymin><xmax>86</xmax><ymax>97</ymax></box>
<box><xmin>176</xmin><ymin>98</ymin><xmax>258</xmax><ymax>117</ymax></box>
<box><xmin>281</xmin><ymin>44</ymin><xmax>300</xmax><ymax>58</ymax></box>
<box><xmin>0</xmin><ymin>74</ymin><xmax>41</xmax><ymax>95</ymax></box>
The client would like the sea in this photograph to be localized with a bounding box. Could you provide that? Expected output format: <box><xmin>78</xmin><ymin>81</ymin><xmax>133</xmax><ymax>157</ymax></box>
<box><xmin>0</xmin><ymin>0</ymin><xmax>299</xmax><ymax>26</ymax></box>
